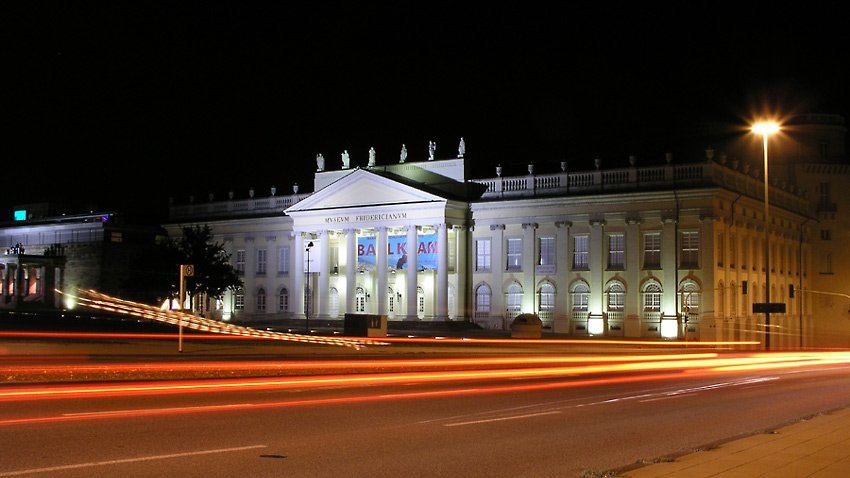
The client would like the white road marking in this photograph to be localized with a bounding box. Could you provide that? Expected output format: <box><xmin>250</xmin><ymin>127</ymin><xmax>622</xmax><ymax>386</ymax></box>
<box><xmin>445</xmin><ymin>410</ymin><xmax>562</xmax><ymax>427</ymax></box>
<box><xmin>437</xmin><ymin>377</ymin><xmax>777</xmax><ymax>427</ymax></box>
<box><xmin>639</xmin><ymin>392</ymin><xmax>698</xmax><ymax>402</ymax></box>
<box><xmin>0</xmin><ymin>445</ymin><xmax>268</xmax><ymax>476</ymax></box>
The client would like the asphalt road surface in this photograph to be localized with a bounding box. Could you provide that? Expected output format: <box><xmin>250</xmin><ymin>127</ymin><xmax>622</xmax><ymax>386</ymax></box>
<box><xmin>3</xmin><ymin>351</ymin><xmax>850</xmax><ymax>477</ymax></box>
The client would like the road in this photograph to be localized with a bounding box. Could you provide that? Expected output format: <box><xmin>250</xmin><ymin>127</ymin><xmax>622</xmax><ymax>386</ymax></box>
<box><xmin>3</xmin><ymin>345</ymin><xmax>850</xmax><ymax>477</ymax></box>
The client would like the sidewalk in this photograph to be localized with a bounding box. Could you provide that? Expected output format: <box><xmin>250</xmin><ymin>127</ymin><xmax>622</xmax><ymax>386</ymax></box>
<box><xmin>622</xmin><ymin>407</ymin><xmax>850</xmax><ymax>477</ymax></box>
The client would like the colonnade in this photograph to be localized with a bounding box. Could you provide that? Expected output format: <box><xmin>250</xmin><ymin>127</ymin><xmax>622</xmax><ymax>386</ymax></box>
<box><xmin>289</xmin><ymin>223</ymin><xmax>462</xmax><ymax>321</ymax></box>
<box><xmin>0</xmin><ymin>254</ymin><xmax>66</xmax><ymax>309</ymax></box>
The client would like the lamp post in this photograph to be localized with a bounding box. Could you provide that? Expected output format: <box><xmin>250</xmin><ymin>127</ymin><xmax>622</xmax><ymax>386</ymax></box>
<box><xmin>752</xmin><ymin>122</ymin><xmax>780</xmax><ymax>350</ymax></box>
<box><xmin>305</xmin><ymin>241</ymin><xmax>314</xmax><ymax>334</ymax></box>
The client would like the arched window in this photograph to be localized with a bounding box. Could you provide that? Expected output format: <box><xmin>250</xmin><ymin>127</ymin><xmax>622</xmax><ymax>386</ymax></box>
<box><xmin>475</xmin><ymin>283</ymin><xmax>491</xmax><ymax>321</ymax></box>
<box><xmin>730</xmin><ymin>282</ymin><xmax>737</xmax><ymax>319</ymax></box>
<box><xmin>505</xmin><ymin>283</ymin><xmax>523</xmax><ymax>320</ymax></box>
<box><xmin>642</xmin><ymin>281</ymin><xmax>662</xmax><ymax>312</ymax></box>
<box><xmin>572</xmin><ymin>283</ymin><xmax>589</xmax><ymax>312</ymax></box>
<box><xmin>329</xmin><ymin>287</ymin><xmax>339</xmax><ymax>318</ymax></box>
<box><xmin>256</xmin><ymin>287</ymin><xmax>266</xmax><ymax>313</ymax></box>
<box><xmin>680</xmin><ymin>280</ymin><xmax>699</xmax><ymax>320</ymax></box>
<box><xmin>717</xmin><ymin>281</ymin><xmax>725</xmax><ymax>318</ymax></box>
<box><xmin>278</xmin><ymin>287</ymin><xmax>289</xmax><ymax>312</ymax></box>
<box><xmin>538</xmin><ymin>282</ymin><xmax>555</xmax><ymax>321</ymax></box>
<box><xmin>607</xmin><ymin>282</ymin><xmax>625</xmax><ymax>311</ymax></box>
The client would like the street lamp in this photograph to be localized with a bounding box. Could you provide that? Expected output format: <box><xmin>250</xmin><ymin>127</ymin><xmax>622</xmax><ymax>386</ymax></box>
<box><xmin>752</xmin><ymin>122</ymin><xmax>780</xmax><ymax>349</ymax></box>
<box><xmin>305</xmin><ymin>241</ymin><xmax>314</xmax><ymax>334</ymax></box>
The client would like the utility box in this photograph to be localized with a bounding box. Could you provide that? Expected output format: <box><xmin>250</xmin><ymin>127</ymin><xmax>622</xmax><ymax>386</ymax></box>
<box><xmin>511</xmin><ymin>314</ymin><xmax>542</xmax><ymax>339</ymax></box>
<box><xmin>343</xmin><ymin>314</ymin><xmax>388</xmax><ymax>337</ymax></box>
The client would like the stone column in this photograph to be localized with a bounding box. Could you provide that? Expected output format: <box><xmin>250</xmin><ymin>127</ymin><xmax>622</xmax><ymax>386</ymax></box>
<box><xmin>625</xmin><ymin>218</ymin><xmax>642</xmax><ymax>337</ymax></box>
<box><xmin>244</xmin><ymin>237</ymin><xmax>255</xmax><ymax>313</ymax></box>
<box><xmin>553</xmin><ymin>221</ymin><xmax>571</xmax><ymax>332</ymax></box>
<box><xmin>2</xmin><ymin>265</ymin><xmax>9</xmax><ymax>304</ymax></box>
<box><xmin>436</xmin><ymin>223</ymin><xmax>448</xmax><ymax>321</ymax></box>
<box><xmin>521</xmin><ymin>222</ymin><xmax>537</xmax><ymax>314</ymax></box>
<box><xmin>377</xmin><ymin>226</ymin><xmax>388</xmax><ymax>316</ymax></box>
<box><xmin>454</xmin><ymin>225</ymin><xmax>467</xmax><ymax>320</ymax></box>
<box><xmin>345</xmin><ymin>228</ymin><xmax>356</xmax><ymax>315</ymax></box>
<box><xmin>292</xmin><ymin>232</ymin><xmax>305</xmax><ymax>318</ymax></box>
<box><xmin>661</xmin><ymin>218</ymin><xmax>678</xmax><ymax>315</ymax></box>
<box><xmin>14</xmin><ymin>262</ymin><xmax>25</xmax><ymax>307</ymax></box>
<box><xmin>490</xmin><ymin>224</ymin><xmax>505</xmax><ymax>328</ymax></box>
<box><xmin>406</xmin><ymin>225</ymin><xmax>418</xmax><ymax>320</ymax></box>
<box><xmin>317</xmin><ymin>230</ymin><xmax>330</xmax><ymax>319</ymax></box>
<box><xmin>588</xmin><ymin>220</ymin><xmax>605</xmax><ymax>317</ymax></box>
<box><xmin>698</xmin><ymin>215</ymin><xmax>717</xmax><ymax>341</ymax></box>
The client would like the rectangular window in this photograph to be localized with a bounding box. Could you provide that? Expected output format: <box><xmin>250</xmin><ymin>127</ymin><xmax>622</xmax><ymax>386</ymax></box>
<box><xmin>821</xmin><ymin>229</ymin><xmax>832</xmax><ymax>240</ymax></box>
<box><xmin>751</xmin><ymin>238</ymin><xmax>758</xmax><ymax>270</ymax></box>
<box><xmin>506</xmin><ymin>238</ymin><xmax>522</xmax><ymax>271</ymax></box>
<box><xmin>608</xmin><ymin>234</ymin><xmax>625</xmax><ymax>269</ymax></box>
<box><xmin>822</xmin><ymin>252</ymin><xmax>833</xmax><ymax>274</ymax></box>
<box><xmin>681</xmin><ymin>231</ymin><xmax>700</xmax><ymax>268</ymax></box>
<box><xmin>538</xmin><ymin>237</ymin><xmax>555</xmax><ymax>266</ymax></box>
<box><xmin>278</xmin><ymin>246</ymin><xmax>290</xmax><ymax>275</ymax></box>
<box><xmin>235</xmin><ymin>249</ymin><xmax>246</xmax><ymax>274</ymax></box>
<box><xmin>643</xmin><ymin>233</ymin><xmax>661</xmax><ymax>269</ymax></box>
<box><xmin>818</xmin><ymin>182</ymin><xmax>831</xmax><ymax>205</ymax></box>
<box><xmin>717</xmin><ymin>233</ymin><xmax>724</xmax><ymax>267</ymax></box>
<box><xmin>256</xmin><ymin>248</ymin><xmax>267</xmax><ymax>275</ymax></box>
<box><xmin>475</xmin><ymin>238</ymin><xmax>491</xmax><ymax>271</ymax></box>
<box><xmin>573</xmin><ymin>235</ymin><xmax>589</xmax><ymax>269</ymax></box>
<box><xmin>729</xmin><ymin>234</ymin><xmax>736</xmax><ymax>268</ymax></box>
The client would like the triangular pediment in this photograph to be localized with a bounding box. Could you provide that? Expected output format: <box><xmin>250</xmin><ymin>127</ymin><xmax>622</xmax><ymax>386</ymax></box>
<box><xmin>286</xmin><ymin>168</ymin><xmax>448</xmax><ymax>214</ymax></box>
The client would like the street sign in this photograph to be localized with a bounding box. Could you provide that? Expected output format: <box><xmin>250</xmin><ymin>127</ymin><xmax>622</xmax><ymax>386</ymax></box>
<box><xmin>753</xmin><ymin>303</ymin><xmax>786</xmax><ymax>314</ymax></box>
<box><xmin>182</xmin><ymin>264</ymin><xmax>194</xmax><ymax>276</ymax></box>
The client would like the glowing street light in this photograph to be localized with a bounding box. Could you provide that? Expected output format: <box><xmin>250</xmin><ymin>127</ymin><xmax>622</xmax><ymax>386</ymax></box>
<box><xmin>752</xmin><ymin>122</ymin><xmax>780</xmax><ymax>350</ymax></box>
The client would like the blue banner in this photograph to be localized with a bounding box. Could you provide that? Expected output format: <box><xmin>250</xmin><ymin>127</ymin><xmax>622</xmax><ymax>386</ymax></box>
<box><xmin>357</xmin><ymin>234</ymin><xmax>438</xmax><ymax>271</ymax></box>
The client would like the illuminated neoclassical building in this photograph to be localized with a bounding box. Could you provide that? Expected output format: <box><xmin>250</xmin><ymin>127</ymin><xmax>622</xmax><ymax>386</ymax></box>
<box><xmin>167</xmin><ymin>119</ymin><xmax>850</xmax><ymax>348</ymax></box>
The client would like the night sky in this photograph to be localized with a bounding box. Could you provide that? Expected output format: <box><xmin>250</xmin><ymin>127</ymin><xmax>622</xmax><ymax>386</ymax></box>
<box><xmin>6</xmin><ymin>2</ymin><xmax>849</xmax><ymax>221</ymax></box>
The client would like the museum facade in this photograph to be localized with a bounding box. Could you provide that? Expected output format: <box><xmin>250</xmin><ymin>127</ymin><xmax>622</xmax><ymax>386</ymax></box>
<box><xmin>166</xmin><ymin>143</ymin><xmax>820</xmax><ymax>348</ymax></box>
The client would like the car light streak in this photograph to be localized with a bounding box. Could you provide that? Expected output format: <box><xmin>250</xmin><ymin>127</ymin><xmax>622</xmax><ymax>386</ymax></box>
<box><xmin>0</xmin><ymin>354</ymin><xmax>719</xmax><ymax>381</ymax></box>
<box><xmin>54</xmin><ymin>288</ymin><xmax>387</xmax><ymax>348</ymax></box>
<box><xmin>0</xmin><ymin>371</ymin><xmax>695</xmax><ymax>427</ymax></box>
<box><xmin>3</xmin><ymin>352</ymin><xmax>850</xmax><ymax>403</ymax></box>
<box><xmin>0</xmin><ymin>330</ymin><xmax>760</xmax><ymax>347</ymax></box>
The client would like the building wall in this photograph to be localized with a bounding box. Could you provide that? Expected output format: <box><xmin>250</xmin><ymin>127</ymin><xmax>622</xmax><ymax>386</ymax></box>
<box><xmin>170</xmin><ymin>162</ymin><xmax>815</xmax><ymax>349</ymax></box>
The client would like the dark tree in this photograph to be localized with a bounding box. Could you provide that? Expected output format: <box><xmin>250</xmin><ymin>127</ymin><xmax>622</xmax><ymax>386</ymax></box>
<box><xmin>167</xmin><ymin>225</ymin><xmax>243</xmax><ymax>305</ymax></box>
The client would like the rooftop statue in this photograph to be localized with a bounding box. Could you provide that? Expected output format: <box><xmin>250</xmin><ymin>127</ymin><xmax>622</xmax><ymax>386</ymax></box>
<box><xmin>368</xmin><ymin>147</ymin><xmax>376</xmax><ymax>167</ymax></box>
<box><xmin>400</xmin><ymin>144</ymin><xmax>407</xmax><ymax>163</ymax></box>
<box><xmin>428</xmin><ymin>140</ymin><xmax>436</xmax><ymax>161</ymax></box>
<box><xmin>341</xmin><ymin>150</ymin><xmax>350</xmax><ymax>169</ymax></box>
<box><xmin>458</xmin><ymin>137</ymin><xmax>465</xmax><ymax>158</ymax></box>
<box><xmin>316</xmin><ymin>153</ymin><xmax>325</xmax><ymax>171</ymax></box>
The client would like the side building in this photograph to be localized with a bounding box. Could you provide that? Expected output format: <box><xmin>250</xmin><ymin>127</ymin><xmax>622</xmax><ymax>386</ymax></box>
<box><xmin>1</xmin><ymin>206</ymin><xmax>167</xmax><ymax>310</ymax></box>
<box><xmin>166</xmin><ymin>121</ymin><xmax>850</xmax><ymax>348</ymax></box>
